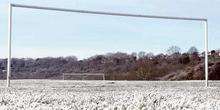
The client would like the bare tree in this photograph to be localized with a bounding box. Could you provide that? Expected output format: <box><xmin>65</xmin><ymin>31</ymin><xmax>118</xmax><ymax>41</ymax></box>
<box><xmin>188</xmin><ymin>46</ymin><xmax>198</xmax><ymax>54</ymax></box>
<box><xmin>166</xmin><ymin>46</ymin><xmax>181</xmax><ymax>55</ymax></box>
<box><xmin>65</xmin><ymin>56</ymin><xmax>78</xmax><ymax>61</ymax></box>
<box><xmin>138</xmin><ymin>51</ymin><xmax>145</xmax><ymax>59</ymax></box>
<box><xmin>145</xmin><ymin>52</ymin><xmax>154</xmax><ymax>59</ymax></box>
<box><xmin>211</xmin><ymin>50</ymin><xmax>216</xmax><ymax>62</ymax></box>
<box><xmin>131</xmin><ymin>52</ymin><xmax>137</xmax><ymax>57</ymax></box>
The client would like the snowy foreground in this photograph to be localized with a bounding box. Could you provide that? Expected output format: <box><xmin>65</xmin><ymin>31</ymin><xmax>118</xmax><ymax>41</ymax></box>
<box><xmin>0</xmin><ymin>80</ymin><xmax>220</xmax><ymax>110</ymax></box>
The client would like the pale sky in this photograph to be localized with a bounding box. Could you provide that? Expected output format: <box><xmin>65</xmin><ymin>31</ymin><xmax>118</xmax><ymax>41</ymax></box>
<box><xmin>0</xmin><ymin>0</ymin><xmax>219</xmax><ymax>59</ymax></box>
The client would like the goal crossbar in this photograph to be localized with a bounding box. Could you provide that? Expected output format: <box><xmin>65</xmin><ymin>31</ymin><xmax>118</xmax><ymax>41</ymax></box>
<box><xmin>11</xmin><ymin>3</ymin><xmax>207</xmax><ymax>21</ymax></box>
<box><xmin>6</xmin><ymin>3</ymin><xmax>209</xmax><ymax>87</ymax></box>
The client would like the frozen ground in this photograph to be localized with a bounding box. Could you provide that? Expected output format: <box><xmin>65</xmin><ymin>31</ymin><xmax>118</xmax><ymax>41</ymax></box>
<box><xmin>0</xmin><ymin>80</ymin><xmax>220</xmax><ymax>110</ymax></box>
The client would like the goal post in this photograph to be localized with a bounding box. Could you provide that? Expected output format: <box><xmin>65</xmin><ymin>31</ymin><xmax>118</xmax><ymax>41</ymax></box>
<box><xmin>63</xmin><ymin>73</ymin><xmax>105</xmax><ymax>80</ymax></box>
<box><xmin>6</xmin><ymin>3</ymin><xmax>209</xmax><ymax>87</ymax></box>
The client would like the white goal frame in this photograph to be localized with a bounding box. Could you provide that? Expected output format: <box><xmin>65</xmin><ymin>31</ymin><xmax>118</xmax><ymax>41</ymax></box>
<box><xmin>6</xmin><ymin>3</ymin><xmax>209</xmax><ymax>87</ymax></box>
<box><xmin>63</xmin><ymin>73</ymin><xmax>105</xmax><ymax>80</ymax></box>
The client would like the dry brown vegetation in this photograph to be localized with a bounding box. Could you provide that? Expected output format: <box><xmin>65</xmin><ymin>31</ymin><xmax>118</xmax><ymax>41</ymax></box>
<box><xmin>0</xmin><ymin>47</ymin><xmax>219</xmax><ymax>80</ymax></box>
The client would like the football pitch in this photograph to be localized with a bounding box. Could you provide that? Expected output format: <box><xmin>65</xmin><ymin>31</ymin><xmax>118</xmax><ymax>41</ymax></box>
<box><xmin>0</xmin><ymin>80</ymin><xmax>220</xmax><ymax>110</ymax></box>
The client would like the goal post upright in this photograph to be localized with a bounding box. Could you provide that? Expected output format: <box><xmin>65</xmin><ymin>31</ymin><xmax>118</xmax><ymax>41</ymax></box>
<box><xmin>6</xmin><ymin>3</ymin><xmax>208</xmax><ymax>87</ymax></box>
<box><xmin>7</xmin><ymin>3</ymin><xmax>12</xmax><ymax>88</ymax></box>
<box><xmin>205</xmin><ymin>20</ymin><xmax>209</xmax><ymax>87</ymax></box>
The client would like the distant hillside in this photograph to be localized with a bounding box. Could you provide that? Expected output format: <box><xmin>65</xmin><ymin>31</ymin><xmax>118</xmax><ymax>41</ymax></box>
<box><xmin>0</xmin><ymin>51</ymin><xmax>219</xmax><ymax>80</ymax></box>
<box><xmin>159</xmin><ymin>61</ymin><xmax>220</xmax><ymax>80</ymax></box>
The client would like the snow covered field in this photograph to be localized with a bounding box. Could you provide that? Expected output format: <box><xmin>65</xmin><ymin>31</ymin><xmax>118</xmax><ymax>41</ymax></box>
<box><xmin>0</xmin><ymin>80</ymin><xmax>220</xmax><ymax>110</ymax></box>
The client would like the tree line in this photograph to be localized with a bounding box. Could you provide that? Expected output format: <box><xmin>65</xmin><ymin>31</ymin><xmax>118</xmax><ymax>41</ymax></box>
<box><xmin>0</xmin><ymin>46</ymin><xmax>219</xmax><ymax>80</ymax></box>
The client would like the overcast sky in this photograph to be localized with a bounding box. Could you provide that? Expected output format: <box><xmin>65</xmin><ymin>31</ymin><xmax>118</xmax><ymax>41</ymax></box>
<box><xmin>0</xmin><ymin>0</ymin><xmax>219</xmax><ymax>59</ymax></box>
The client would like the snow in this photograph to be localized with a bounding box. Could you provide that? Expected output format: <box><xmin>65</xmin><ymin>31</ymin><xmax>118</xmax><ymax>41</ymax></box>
<box><xmin>0</xmin><ymin>80</ymin><xmax>220</xmax><ymax>110</ymax></box>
